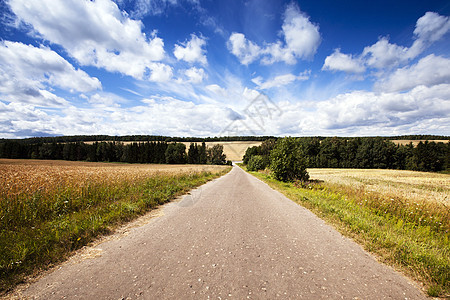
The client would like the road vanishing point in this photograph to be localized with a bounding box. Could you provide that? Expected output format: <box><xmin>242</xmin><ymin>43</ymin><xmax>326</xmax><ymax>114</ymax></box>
<box><xmin>14</xmin><ymin>166</ymin><xmax>426</xmax><ymax>299</ymax></box>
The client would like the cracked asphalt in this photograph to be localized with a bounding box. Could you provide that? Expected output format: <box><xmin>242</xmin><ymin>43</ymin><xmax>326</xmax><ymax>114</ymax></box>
<box><xmin>13</xmin><ymin>166</ymin><xmax>426</xmax><ymax>299</ymax></box>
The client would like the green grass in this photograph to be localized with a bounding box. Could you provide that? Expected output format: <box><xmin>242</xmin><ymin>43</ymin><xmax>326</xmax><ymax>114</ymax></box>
<box><xmin>245</xmin><ymin>167</ymin><xmax>449</xmax><ymax>298</ymax></box>
<box><xmin>0</xmin><ymin>168</ymin><xmax>230</xmax><ymax>294</ymax></box>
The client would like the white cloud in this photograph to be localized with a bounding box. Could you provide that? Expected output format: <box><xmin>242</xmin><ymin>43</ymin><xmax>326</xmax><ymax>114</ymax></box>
<box><xmin>323</xmin><ymin>12</ymin><xmax>450</xmax><ymax>73</ymax></box>
<box><xmin>361</xmin><ymin>38</ymin><xmax>411</xmax><ymax>69</ymax></box>
<box><xmin>414</xmin><ymin>12</ymin><xmax>450</xmax><ymax>42</ymax></box>
<box><xmin>2</xmin><ymin>82</ymin><xmax>450</xmax><ymax>138</ymax></box>
<box><xmin>116</xmin><ymin>0</ymin><xmax>178</xmax><ymax>18</ymax></box>
<box><xmin>322</xmin><ymin>49</ymin><xmax>365</xmax><ymax>73</ymax></box>
<box><xmin>8</xmin><ymin>0</ymin><xmax>166</xmax><ymax>80</ymax></box>
<box><xmin>184</xmin><ymin>67</ymin><xmax>206</xmax><ymax>83</ymax></box>
<box><xmin>262</xmin><ymin>3</ymin><xmax>321</xmax><ymax>64</ymax></box>
<box><xmin>0</xmin><ymin>41</ymin><xmax>101</xmax><ymax>107</ymax></box>
<box><xmin>206</xmin><ymin>84</ymin><xmax>227</xmax><ymax>97</ymax></box>
<box><xmin>148</xmin><ymin>63</ymin><xmax>173</xmax><ymax>82</ymax></box>
<box><xmin>227</xmin><ymin>33</ymin><xmax>262</xmax><ymax>65</ymax></box>
<box><xmin>253</xmin><ymin>71</ymin><xmax>310</xmax><ymax>89</ymax></box>
<box><xmin>263</xmin><ymin>83</ymin><xmax>450</xmax><ymax>136</ymax></box>
<box><xmin>174</xmin><ymin>34</ymin><xmax>207</xmax><ymax>65</ymax></box>
<box><xmin>310</xmin><ymin>84</ymin><xmax>450</xmax><ymax>131</ymax></box>
<box><xmin>376</xmin><ymin>54</ymin><xmax>450</xmax><ymax>92</ymax></box>
<box><xmin>228</xmin><ymin>3</ymin><xmax>320</xmax><ymax>65</ymax></box>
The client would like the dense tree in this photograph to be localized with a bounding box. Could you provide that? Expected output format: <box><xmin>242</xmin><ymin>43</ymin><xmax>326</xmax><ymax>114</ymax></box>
<box><xmin>165</xmin><ymin>143</ymin><xmax>187</xmax><ymax>164</ymax></box>
<box><xmin>207</xmin><ymin>144</ymin><xmax>226</xmax><ymax>165</ymax></box>
<box><xmin>270</xmin><ymin>137</ymin><xmax>309</xmax><ymax>182</ymax></box>
<box><xmin>188</xmin><ymin>143</ymin><xmax>200</xmax><ymax>164</ymax></box>
<box><xmin>247</xmin><ymin>155</ymin><xmax>266</xmax><ymax>171</ymax></box>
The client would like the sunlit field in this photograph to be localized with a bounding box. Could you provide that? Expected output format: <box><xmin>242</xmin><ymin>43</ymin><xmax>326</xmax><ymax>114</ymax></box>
<box><xmin>391</xmin><ymin>139</ymin><xmax>449</xmax><ymax>146</ymax></box>
<box><xmin>0</xmin><ymin>159</ymin><xmax>230</xmax><ymax>294</ymax></box>
<box><xmin>308</xmin><ymin>168</ymin><xmax>449</xmax><ymax>204</ymax></box>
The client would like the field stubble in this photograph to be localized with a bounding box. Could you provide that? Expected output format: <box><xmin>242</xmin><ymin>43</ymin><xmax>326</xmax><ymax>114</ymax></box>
<box><xmin>0</xmin><ymin>159</ymin><xmax>230</xmax><ymax>294</ymax></box>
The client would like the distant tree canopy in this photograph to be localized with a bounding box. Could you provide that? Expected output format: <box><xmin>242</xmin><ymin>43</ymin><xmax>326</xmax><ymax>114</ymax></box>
<box><xmin>0</xmin><ymin>141</ymin><xmax>230</xmax><ymax>165</ymax></box>
<box><xmin>243</xmin><ymin>137</ymin><xmax>449</xmax><ymax>174</ymax></box>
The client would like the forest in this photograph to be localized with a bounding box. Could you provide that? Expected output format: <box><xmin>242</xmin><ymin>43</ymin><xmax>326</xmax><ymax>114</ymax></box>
<box><xmin>243</xmin><ymin>137</ymin><xmax>450</xmax><ymax>173</ymax></box>
<box><xmin>0</xmin><ymin>141</ymin><xmax>230</xmax><ymax>165</ymax></box>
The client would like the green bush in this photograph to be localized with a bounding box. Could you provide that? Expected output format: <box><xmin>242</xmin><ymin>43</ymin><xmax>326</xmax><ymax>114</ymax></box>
<box><xmin>270</xmin><ymin>137</ymin><xmax>309</xmax><ymax>182</ymax></box>
<box><xmin>247</xmin><ymin>155</ymin><xmax>266</xmax><ymax>171</ymax></box>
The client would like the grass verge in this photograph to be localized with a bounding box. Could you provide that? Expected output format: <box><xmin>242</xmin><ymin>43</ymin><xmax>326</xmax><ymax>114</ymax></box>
<box><xmin>0</xmin><ymin>167</ymin><xmax>231</xmax><ymax>294</ymax></box>
<box><xmin>244</xmin><ymin>167</ymin><xmax>449</xmax><ymax>298</ymax></box>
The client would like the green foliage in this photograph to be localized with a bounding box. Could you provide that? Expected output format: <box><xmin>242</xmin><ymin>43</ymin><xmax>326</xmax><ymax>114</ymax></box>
<box><xmin>247</xmin><ymin>155</ymin><xmax>266</xmax><ymax>171</ymax></box>
<box><xmin>270</xmin><ymin>137</ymin><xmax>309</xmax><ymax>182</ymax></box>
<box><xmin>242</xmin><ymin>138</ymin><xmax>276</xmax><ymax>165</ymax></box>
<box><xmin>207</xmin><ymin>144</ymin><xmax>227</xmax><ymax>165</ymax></box>
<box><xmin>165</xmin><ymin>143</ymin><xmax>186</xmax><ymax>164</ymax></box>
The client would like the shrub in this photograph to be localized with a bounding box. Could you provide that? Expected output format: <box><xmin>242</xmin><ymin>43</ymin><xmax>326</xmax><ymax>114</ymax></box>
<box><xmin>270</xmin><ymin>137</ymin><xmax>309</xmax><ymax>182</ymax></box>
<box><xmin>247</xmin><ymin>155</ymin><xmax>266</xmax><ymax>171</ymax></box>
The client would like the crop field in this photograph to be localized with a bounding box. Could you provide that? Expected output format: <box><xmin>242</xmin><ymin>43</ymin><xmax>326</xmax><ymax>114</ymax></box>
<box><xmin>391</xmin><ymin>139</ymin><xmax>449</xmax><ymax>146</ymax></box>
<box><xmin>249</xmin><ymin>167</ymin><xmax>450</xmax><ymax>296</ymax></box>
<box><xmin>0</xmin><ymin>159</ymin><xmax>230</xmax><ymax>293</ymax></box>
<box><xmin>308</xmin><ymin>168</ymin><xmax>449</xmax><ymax>204</ymax></box>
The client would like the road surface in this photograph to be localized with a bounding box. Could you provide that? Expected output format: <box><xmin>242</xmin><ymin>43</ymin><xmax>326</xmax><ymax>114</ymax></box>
<box><xmin>14</xmin><ymin>166</ymin><xmax>426</xmax><ymax>299</ymax></box>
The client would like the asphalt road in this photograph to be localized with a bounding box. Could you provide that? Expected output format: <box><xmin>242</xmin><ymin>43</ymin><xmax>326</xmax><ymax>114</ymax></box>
<box><xmin>14</xmin><ymin>166</ymin><xmax>426</xmax><ymax>299</ymax></box>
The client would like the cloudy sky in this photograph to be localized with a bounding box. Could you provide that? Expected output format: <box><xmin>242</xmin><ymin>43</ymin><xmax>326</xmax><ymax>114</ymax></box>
<box><xmin>1</xmin><ymin>0</ymin><xmax>449</xmax><ymax>138</ymax></box>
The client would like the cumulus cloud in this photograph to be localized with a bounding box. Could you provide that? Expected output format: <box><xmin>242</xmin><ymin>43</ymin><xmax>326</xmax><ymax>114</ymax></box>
<box><xmin>376</xmin><ymin>54</ymin><xmax>450</xmax><ymax>92</ymax></box>
<box><xmin>8</xmin><ymin>0</ymin><xmax>166</xmax><ymax>80</ymax></box>
<box><xmin>361</xmin><ymin>38</ymin><xmax>411</xmax><ymax>69</ymax></box>
<box><xmin>252</xmin><ymin>71</ymin><xmax>310</xmax><ymax>89</ymax></box>
<box><xmin>174</xmin><ymin>34</ymin><xmax>207</xmax><ymax>65</ymax></box>
<box><xmin>184</xmin><ymin>67</ymin><xmax>206</xmax><ymax>83</ymax></box>
<box><xmin>414</xmin><ymin>12</ymin><xmax>450</xmax><ymax>42</ymax></box>
<box><xmin>148</xmin><ymin>63</ymin><xmax>173</xmax><ymax>82</ymax></box>
<box><xmin>263</xmin><ymin>3</ymin><xmax>321</xmax><ymax>64</ymax></box>
<box><xmin>316</xmin><ymin>84</ymin><xmax>450</xmax><ymax>131</ymax></box>
<box><xmin>322</xmin><ymin>49</ymin><xmax>365</xmax><ymax>73</ymax></box>
<box><xmin>228</xmin><ymin>3</ymin><xmax>320</xmax><ymax>65</ymax></box>
<box><xmin>0</xmin><ymin>41</ymin><xmax>101</xmax><ymax>107</ymax></box>
<box><xmin>227</xmin><ymin>33</ymin><xmax>262</xmax><ymax>65</ymax></box>
<box><xmin>323</xmin><ymin>11</ymin><xmax>450</xmax><ymax>73</ymax></box>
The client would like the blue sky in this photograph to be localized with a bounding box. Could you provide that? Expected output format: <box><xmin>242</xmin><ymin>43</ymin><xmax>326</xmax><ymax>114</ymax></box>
<box><xmin>0</xmin><ymin>0</ymin><xmax>449</xmax><ymax>138</ymax></box>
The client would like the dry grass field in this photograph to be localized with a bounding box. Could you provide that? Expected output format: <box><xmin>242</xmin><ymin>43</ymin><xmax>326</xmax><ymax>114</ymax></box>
<box><xmin>391</xmin><ymin>139</ymin><xmax>449</xmax><ymax>146</ymax></box>
<box><xmin>308</xmin><ymin>168</ymin><xmax>450</xmax><ymax>205</ymax></box>
<box><xmin>0</xmin><ymin>158</ymin><xmax>227</xmax><ymax>192</ymax></box>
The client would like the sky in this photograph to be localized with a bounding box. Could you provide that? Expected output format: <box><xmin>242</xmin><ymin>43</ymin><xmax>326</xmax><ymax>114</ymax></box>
<box><xmin>0</xmin><ymin>0</ymin><xmax>449</xmax><ymax>138</ymax></box>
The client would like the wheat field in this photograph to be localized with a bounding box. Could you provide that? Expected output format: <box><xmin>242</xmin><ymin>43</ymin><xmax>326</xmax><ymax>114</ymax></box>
<box><xmin>308</xmin><ymin>168</ymin><xmax>450</xmax><ymax>204</ymax></box>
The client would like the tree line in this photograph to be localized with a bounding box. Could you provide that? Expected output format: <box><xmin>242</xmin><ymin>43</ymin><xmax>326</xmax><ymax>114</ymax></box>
<box><xmin>0</xmin><ymin>135</ymin><xmax>274</xmax><ymax>145</ymax></box>
<box><xmin>0</xmin><ymin>141</ymin><xmax>231</xmax><ymax>165</ymax></box>
<box><xmin>244</xmin><ymin>137</ymin><xmax>450</xmax><ymax>175</ymax></box>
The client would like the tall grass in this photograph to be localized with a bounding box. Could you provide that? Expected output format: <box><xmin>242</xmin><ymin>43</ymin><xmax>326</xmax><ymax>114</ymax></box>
<box><xmin>247</xmin><ymin>168</ymin><xmax>449</xmax><ymax>297</ymax></box>
<box><xmin>0</xmin><ymin>160</ymin><xmax>230</xmax><ymax>294</ymax></box>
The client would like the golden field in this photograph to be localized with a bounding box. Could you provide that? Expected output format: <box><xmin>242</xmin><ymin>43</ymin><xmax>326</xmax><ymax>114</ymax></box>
<box><xmin>308</xmin><ymin>168</ymin><xmax>450</xmax><ymax>205</ymax></box>
<box><xmin>391</xmin><ymin>139</ymin><xmax>449</xmax><ymax>146</ymax></box>
<box><xmin>0</xmin><ymin>158</ymin><xmax>228</xmax><ymax>196</ymax></box>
